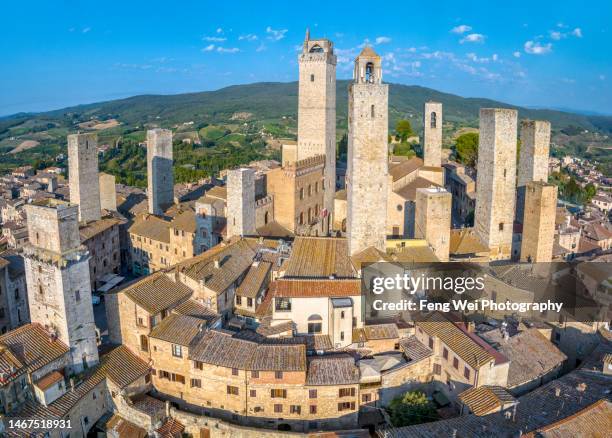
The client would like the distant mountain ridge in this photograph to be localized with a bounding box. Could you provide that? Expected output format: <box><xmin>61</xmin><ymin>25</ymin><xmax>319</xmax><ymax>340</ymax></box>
<box><xmin>2</xmin><ymin>80</ymin><xmax>611</xmax><ymax>135</ymax></box>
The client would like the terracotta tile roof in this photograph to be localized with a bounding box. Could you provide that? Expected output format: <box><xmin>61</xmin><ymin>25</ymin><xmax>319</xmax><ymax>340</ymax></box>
<box><xmin>206</xmin><ymin>185</ymin><xmax>227</xmax><ymax>200</ymax></box>
<box><xmin>79</xmin><ymin>216</ymin><xmax>122</xmax><ymax>242</ymax></box>
<box><xmin>388</xmin><ymin>157</ymin><xmax>423</xmax><ymax>182</ymax></box>
<box><xmin>459</xmin><ymin>385</ymin><xmax>517</xmax><ymax>416</ymax></box>
<box><xmin>122</xmin><ymin>272</ymin><xmax>192</xmax><ymax>315</ymax></box>
<box><xmin>130</xmin><ymin>393</ymin><xmax>166</xmax><ymax>416</ymax></box>
<box><xmin>257</xmin><ymin>220</ymin><xmax>294</xmax><ymax>238</ymax></box>
<box><xmin>150</xmin><ymin>314</ymin><xmax>206</xmax><ymax>346</ymax></box>
<box><xmin>128</xmin><ymin>214</ymin><xmax>171</xmax><ymax>243</ymax></box>
<box><xmin>156</xmin><ymin>418</ymin><xmax>184</xmax><ymax>438</ymax></box>
<box><xmin>34</xmin><ymin>370</ymin><xmax>63</xmax><ymax>391</ymax></box>
<box><xmin>273</xmin><ymin>279</ymin><xmax>361</xmax><ymax>297</ymax></box>
<box><xmin>283</xmin><ymin>237</ymin><xmax>356</xmax><ymax>278</ymax></box>
<box><xmin>398</xmin><ymin>336</ymin><xmax>433</xmax><ymax>363</ymax></box>
<box><xmin>449</xmin><ymin>228</ymin><xmax>490</xmax><ymax>255</ymax></box>
<box><xmin>189</xmin><ymin>329</ymin><xmax>258</xmax><ymax>369</ymax></box>
<box><xmin>523</xmin><ymin>399</ymin><xmax>612</xmax><ymax>438</ymax></box>
<box><xmin>358</xmin><ymin>46</ymin><xmax>380</xmax><ymax>58</ymax></box>
<box><xmin>394</xmin><ymin>177</ymin><xmax>441</xmax><ymax>201</ymax></box>
<box><xmin>306</xmin><ymin>354</ymin><xmax>359</xmax><ymax>385</ymax></box>
<box><xmin>106</xmin><ymin>414</ymin><xmax>148</xmax><ymax>438</ymax></box>
<box><xmin>479</xmin><ymin>328</ymin><xmax>567</xmax><ymax>388</ymax></box>
<box><xmin>99</xmin><ymin>344</ymin><xmax>151</xmax><ymax>388</ymax></box>
<box><xmin>416</xmin><ymin>312</ymin><xmax>495</xmax><ymax>369</ymax></box>
<box><xmin>335</xmin><ymin>189</ymin><xmax>347</xmax><ymax>200</ymax></box>
<box><xmin>390</xmin><ymin>245</ymin><xmax>439</xmax><ymax>263</ymax></box>
<box><xmin>173</xmin><ymin>299</ymin><xmax>219</xmax><ymax>322</ymax></box>
<box><xmin>0</xmin><ymin>323</ymin><xmax>69</xmax><ymax>386</ymax></box>
<box><xmin>236</xmin><ymin>261</ymin><xmax>271</xmax><ymax>298</ymax></box>
<box><xmin>175</xmin><ymin>239</ymin><xmax>255</xmax><ymax>293</ymax></box>
<box><xmin>255</xmin><ymin>318</ymin><xmax>295</xmax><ymax>337</ymax></box>
<box><xmin>249</xmin><ymin>344</ymin><xmax>306</xmax><ymax>371</ymax></box>
<box><xmin>352</xmin><ymin>324</ymin><xmax>399</xmax><ymax>343</ymax></box>
<box><xmin>350</xmin><ymin>246</ymin><xmax>390</xmax><ymax>270</ymax></box>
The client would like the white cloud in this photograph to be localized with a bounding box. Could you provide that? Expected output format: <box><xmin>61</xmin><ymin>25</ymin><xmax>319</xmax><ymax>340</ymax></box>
<box><xmin>82</xmin><ymin>27</ymin><xmax>91</xmax><ymax>33</ymax></box>
<box><xmin>513</xmin><ymin>51</ymin><xmax>521</xmax><ymax>58</ymax></box>
<box><xmin>599</xmin><ymin>74</ymin><xmax>606</xmax><ymax>80</ymax></box>
<box><xmin>266</xmin><ymin>26</ymin><xmax>288</xmax><ymax>41</ymax></box>
<box><xmin>524</xmin><ymin>40</ymin><xmax>552</xmax><ymax>55</ymax></box>
<box><xmin>451</xmin><ymin>24</ymin><xmax>472</xmax><ymax>34</ymax></box>
<box><xmin>460</xmin><ymin>33</ymin><xmax>485</xmax><ymax>44</ymax></box>
<box><xmin>550</xmin><ymin>31</ymin><xmax>563</xmax><ymax>40</ymax></box>
<box><xmin>217</xmin><ymin>47</ymin><xmax>239</xmax><ymax>53</ymax></box>
<box><xmin>571</xmin><ymin>28</ymin><xmax>583</xmax><ymax>38</ymax></box>
<box><xmin>492</xmin><ymin>53</ymin><xmax>498</xmax><ymax>61</ymax></box>
<box><xmin>216</xmin><ymin>28</ymin><xmax>223</xmax><ymax>33</ymax></box>
<box><xmin>239</xmin><ymin>34</ymin><xmax>258</xmax><ymax>41</ymax></box>
<box><xmin>466</xmin><ymin>52</ymin><xmax>499</xmax><ymax>63</ymax></box>
<box><xmin>201</xmin><ymin>44</ymin><xmax>215</xmax><ymax>52</ymax></box>
<box><xmin>375</xmin><ymin>36</ymin><xmax>391</xmax><ymax>45</ymax></box>
<box><xmin>256</xmin><ymin>44</ymin><xmax>266</xmax><ymax>52</ymax></box>
<box><xmin>203</xmin><ymin>36</ymin><xmax>227</xmax><ymax>42</ymax></box>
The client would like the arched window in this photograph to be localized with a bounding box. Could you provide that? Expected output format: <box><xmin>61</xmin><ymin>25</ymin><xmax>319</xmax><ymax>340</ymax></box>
<box><xmin>431</xmin><ymin>112</ymin><xmax>437</xmax><ymax>128</ymax></box>
<box><xmin>371</xmin><ymin>105</ymin><xmax>375</xmax><ymax>118</ymax></box>
<box><xmin>264</xmin><ymin>211</ymin><xmax>269</xmax><ymax>225</ymax></box>
<box><xmin>308</xmin><ymin>314</ymin><xmax>322</xmax><ymax>334</ymax></box>
<box><xmin>365</xmin><ymin>62</ymin><xmax>374</xmax><ymax>82</ymax></box>
<box><xmin>309</xmin><ymin>45</ymin><xmax>323</xmax><ymax>53</ymax></box>
<box><xmin>308</xmin><ymin>208</ymin><xmax>312</xmax><ymax>223</ymax></box>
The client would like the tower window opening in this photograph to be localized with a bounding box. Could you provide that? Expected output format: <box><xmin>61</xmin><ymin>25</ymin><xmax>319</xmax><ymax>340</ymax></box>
<box><xmin>365</xmin><ymin>62</ymin><xmax>374</xmax><ymax>83</ymax></box>
<box><xmin>309</xmin><ymin>45</ymin><xmax>323</xmax><ymax>53</ymax></box>
<box><xmin>431</xmin><ymin>112</ymin><xmax>437</xmax><ymax>128</ymax></box>
<box><xmin>310</xmin><ymin>74</ymin><xmax>315</xmax><ymax>82</ymax></box>
<box><xmin>371</xmin><ymin>105</ymin><xmax>375</xmax><ymax>118</ymax></box>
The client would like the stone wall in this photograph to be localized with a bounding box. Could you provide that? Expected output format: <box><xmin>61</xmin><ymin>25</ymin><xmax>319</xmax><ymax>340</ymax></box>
<box><xmin>68</xmin><ymin>133</ymin><xmax>102</xmax><ymax>223</ymax></box>
<box><xmin>518</xmin><ymin>120</ymin><xmax>551</xmax><ymax>187</ymax></box>
<box><xmin>520</xmin><ymin>181</ymin><xmax>557</xmax><ymax>262</ymax></box>
<box><xmin>227</xmin><ymin>168</ymin><xmax>256</xmax><ymax>238</ymax></box>
<box><xmin>415</xmin><ymin>188</ymin><xmax>451</xmax><ymax>261</ymax></box>
<box><xmin>99</xmin><ymin>172</ymin><xmax>117</xmax><ymax>211</ymax></box>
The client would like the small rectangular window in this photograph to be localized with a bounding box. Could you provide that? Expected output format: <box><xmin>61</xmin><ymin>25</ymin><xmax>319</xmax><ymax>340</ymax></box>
<box><xmin>453</xmin><ymin>357</ymin><xmax>459</xmax><ymax>369</ymax></box>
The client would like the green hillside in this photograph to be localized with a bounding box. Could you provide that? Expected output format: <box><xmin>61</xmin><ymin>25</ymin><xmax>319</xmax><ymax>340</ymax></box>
<box><xmin>1</xmin><ymin>80</ymin><xmax>610</xmax><ymax>180</ymax></box>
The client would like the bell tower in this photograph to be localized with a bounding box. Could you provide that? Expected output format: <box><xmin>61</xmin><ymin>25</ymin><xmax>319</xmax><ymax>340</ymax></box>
<box><xmin>297</xmin><ymin>29</ymin><xmax>337</xmax><ymax>229</ymax></box>
<box><xmin>346</xmin><ymin>47</ymin><xmax>389</xmax><ymax>255</ymax></box>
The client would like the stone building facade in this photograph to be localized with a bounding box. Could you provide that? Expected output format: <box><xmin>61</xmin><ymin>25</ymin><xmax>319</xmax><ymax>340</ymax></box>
<box><xmin>415</xmin><ymin>187</ymin><xmax>451</xmax><ymax>261</ymax></box>
<box><xmin>68</xmin><ymin>133</ymin><xmax>102</xmax><ymax>223</ymax></box>
<box><xmin>423</xmin><ymin>102</ymin><xmax>443</xmax><ymax>168</ymax></box>
<box><xmin>22</xmin><ymin>200</ymin><xmax>99</xmax><ymax>372</ymax></box>
<box><xmin>147</xmin><ymin>129</ymin><xmax>174</xmax><ymax>215</ymax></box>
<box><xmin>474</xmin><ymin>109</ymin><xmax>518</xmax><ymax>260</ymax></box>
<box><xmin>227</xmin><ymin>168</ymin><xmax>257</xmax><ymax>238</ymax></box>
<box><xmin>99</xmin><ymin>172</ymin><xmax>117</xmax><ymax>211</ymax></box>
<box><xmin>347</xmin><ymin>47</ymin><xmax>389</xmax><ymax>255</ymax></box>
<box><xmin>520</xmin><ymin>181</ymin><xmax>558</xmax><ymax>262</ymax></box>
<box><xmin>297</xmin><ymin>30</ymin><xmax>336</xmax><ymax>224</ymax></box>
<box><xmin>0</xmin><ymin>252</ymin><xmax>28</xmax><ymax>333</ymax></box>
<box><xmin>79</xmin><ymin>216</ymin><xmax>122</xmax><ymax>290</ymax></box>
<box><xmin>518</xmin><ymin>120</ymin><xmax>551</xmax><ymax>188</ymax></box>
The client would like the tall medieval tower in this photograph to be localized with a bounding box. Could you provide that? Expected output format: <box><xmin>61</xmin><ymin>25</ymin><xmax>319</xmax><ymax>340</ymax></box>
<box><xmin>23</xmin><ymin>200</ymin><xmax>99</xmax><ymax>373</ymax></box>
<box><xmin>423</xmin><ymin>102</ymin><xmax>443</xmax><ymax>168</ymax></box>
<box><xmin>147</xmin><ymin>128</ymin><xmax>174</xmax><ymax>215</ymax></box>
<box><xmin>474</xmin><ymin>108</ymin><xmax>518</xmax><ymax>260</ymax></box>
<box><xmin>68</xmin><ymin>133</ymin><xmax>101</xmax><ymax>223</ymax></box>
<box><xmin>347</xmin><ymin>47</ymin><xmax>389</xmax><ymax>256</ymax></box>
<box><xmin>227</xmin><ymin>168</ymin><xmax>256</xmax><ymax>238</ymax></box>
<box><xmin>297</xmin><ymin>29</ymin><xmax>337</xmax><ymax>226</ymax></box>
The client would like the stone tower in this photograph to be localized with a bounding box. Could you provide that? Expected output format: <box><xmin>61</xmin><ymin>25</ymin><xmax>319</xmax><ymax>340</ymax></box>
<box><xmin>423</xmin><ymin>102</ymin><xmax>443</xmax><ymax>168</ymax></box>
<box><xmin>23</xmin><ymin>200</ymin><xmax>99</xmax><ymax>373</ymax></box>
<box><xmin>474</xmin><ymin>108</ymin><xmax>518</xmax><ymax>260</ymax></box>
<box><xmin>516</xmin><ymin>120</ymin><xmax>551</xmax><ymax>222</ymax></box>
<box><xmin>99</xmin><ymin>172</ymin><xmax>117</xmax><ymax>211</ymax></box>
<box><xmin>227</xmin><ymin>168</ymin><xmax>256</xmax><ymax>238</ymax></box>
<box><xmin>415</xmin><ymin>187</ymin><xmax>451</xmax><ymax>262</ymax></box>
<box><xmin>347</xmin><ymin>47</ymin><xmax>389</xmax><ymax>256</ymax></box>
<box><xmin>147</xmin><ymin>128</ymin><xmax>174</xmax><ymax>215</ymax></box>
<box><xmin>68</xmin><ymin>133</ymin><xmax>101</xmax><ymax>223</ymax></box>
<box><xmin>520</xmin><ymin>181</ymin><xmax>557</xmax><ymax>262</ymax></box>
<box><xmin>297</xmin><ymin>29</ymin><xmax>337</xmax><ymax>225</ymax></box>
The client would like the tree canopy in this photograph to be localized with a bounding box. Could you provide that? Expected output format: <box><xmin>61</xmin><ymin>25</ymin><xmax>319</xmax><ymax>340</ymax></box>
<box><xmin>387</xmin><ymin>391</ymin><xmax>439</xmax><ymax>427</ymax></box>
<box><xmin>395</xmin><ymin>119</ymin><xmax>414</xmax><ymax>142</ymax></box>
<box><xmin>455</xmin><ymin>132</ymin><xmax>479</xmax><ymax>167</ymax></box>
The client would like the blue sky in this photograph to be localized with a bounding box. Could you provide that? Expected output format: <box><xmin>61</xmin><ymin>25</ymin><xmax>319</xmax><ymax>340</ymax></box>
<box><xmin>1</xmin><ymin>0</ymin><xmax>611</xmax><ymax>116</ymax></box>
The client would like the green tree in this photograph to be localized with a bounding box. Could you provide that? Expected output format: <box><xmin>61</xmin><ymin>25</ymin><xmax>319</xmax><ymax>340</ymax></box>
<box><xmin>455</xmin><ymin>132</ymin><xmax>479</xmax><ymax>167</ymax></box>
<box><xmin>337</xmin><ymin>133</ymin><xmax>348</xmax><ymax>161</ymax></box>
<box><xmin>395</xmin><ymin>120</ymin><xmax>414</xmax><ymax>142</ymax></box>
<box><xmin>584</xmin><ymin>183</ymin><xmax>597</xmax><ymax>203</ymax></box>
<box><xmin>394</xmin><ymin>143</ymin><xmax>416</xmax><ymax>158</ymax></box>
<box><xmin>387</xmin><ymin>391</ymin><xmax>439</xmax><ymax>427</ymax></box>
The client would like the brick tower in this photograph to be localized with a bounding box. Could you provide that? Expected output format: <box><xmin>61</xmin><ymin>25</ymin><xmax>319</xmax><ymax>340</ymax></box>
<box><xmin>347</xmin><ymin>47</ymin><xmax>389</xmax><ymax>256</ymax></box>
<box><xmin>297</xmin><ymin>29</ymin><xmax>337</xmax><ymax>228</ymax></box>
<box><xmin>68</xmin><ymin>133</ymin><xmax>101</xmax><ymax>223</ymax></box>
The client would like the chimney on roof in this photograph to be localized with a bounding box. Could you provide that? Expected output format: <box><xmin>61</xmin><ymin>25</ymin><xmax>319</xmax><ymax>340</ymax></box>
<box><xmin>554</xmin><ymin>387</ymin><xmax>561</xmax><ymax>397</ymax></box>
<box><xmin>165</xmin><ymin>400</ymin><xmax>171</xmax><ymax>417</ymax></box>
<box><xmin>214</xmin><ymin>258</ymin><xmax>220</xmax><ymax>269</ymax></box>
<box><xmin>70</xmin><ymin>378</ymin><xmax>75</xmax><ymax>392</ymax></box>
